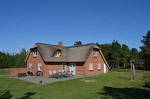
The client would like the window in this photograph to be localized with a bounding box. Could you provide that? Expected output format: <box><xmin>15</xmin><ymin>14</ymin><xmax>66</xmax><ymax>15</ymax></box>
<box><xmin>60</xmin><ymin>64</ymin><xmax>67</xmax><ymax>72</ymax></box>
<box><xmin>93</xmin><ymin>49</ymin><xmax>98</xmax><ymax>57</ymax></box>
<box><xmin>88</xmin><ymin>63</ymin><xmax>93</xmax><ymax>70</ymax></box>
<box><xmin>54</xmin><ymin>50</ymin><xmax>61</xmax><ymax>57</ymax></box>
<box><xmin>37</xmin><ymin>63</ymin><xmax>42</xmax><ymax>71</ymax></box>
<box><xmin>62</xmin><ymin>64</ymin><xmax>67</xmax><ymax>72</ymax></box>
<box><xmin>97</xmin><ymin>63</ymin><xmax>101</xmax><ymax>70</ymax></box>
<box><xmin>33</xmin><ymin>51</ymin><xmax>38</xmax><ymax>57</ymax></box>
<box><xmin>28</xmin><ymin>63</ymin><xmax>32</xmax><ymax>69</ymax></box>
<box><xmin>54</xmin><ymin>51</ymin><xmax>61</xmax><ymax>57</ymax></box>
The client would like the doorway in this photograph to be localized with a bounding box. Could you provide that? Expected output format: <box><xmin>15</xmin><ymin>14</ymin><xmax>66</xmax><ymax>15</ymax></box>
<box><xmin>69</xmin><ymin>63</ymin><xmax>76</xmax><ymax>75</ymax></box>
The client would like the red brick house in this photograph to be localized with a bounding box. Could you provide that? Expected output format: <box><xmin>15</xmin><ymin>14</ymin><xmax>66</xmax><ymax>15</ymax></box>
<box><xmin>25</xmin><ymin>42</ymin><xmax>110</xmax><ymax>77</ymax></box>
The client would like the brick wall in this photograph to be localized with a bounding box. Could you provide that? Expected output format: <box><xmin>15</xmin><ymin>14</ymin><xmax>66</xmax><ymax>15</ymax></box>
<box><xmin>25</xmin><ymin>48</ymin><xmax>109</xmax><ymax>77</ymax></box>
<box><xmin>84</xmin><ymin>49</ymin><xmax>109</xmax><ymax>76</ymax></box>
<box><xmin>44</xmin><ymin>63</ymin><xmax>63</xmax><ymax>77</ymax></box>
<box><xmin>26</xmin><ymin>50</ymin><xmax>45</xmax><ymax>75</ymax></box>
<box><xmin>9</xmin><ymin>68</ymin><xmax>27</xmax><ymax>77</ymax></box>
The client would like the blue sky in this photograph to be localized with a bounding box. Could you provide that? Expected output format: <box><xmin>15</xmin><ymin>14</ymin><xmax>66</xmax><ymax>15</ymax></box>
<box><xmin>0</xmin><ymin>0</ymin><xmax>150</xmax><ymax>53</ymax></box>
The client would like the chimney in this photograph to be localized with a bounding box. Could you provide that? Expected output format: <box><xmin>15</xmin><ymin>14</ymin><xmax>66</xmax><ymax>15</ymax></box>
<box><xmin>58</xmin><ymin>41</ymin><xmax>64</xmax><ymax>47</ymax></box>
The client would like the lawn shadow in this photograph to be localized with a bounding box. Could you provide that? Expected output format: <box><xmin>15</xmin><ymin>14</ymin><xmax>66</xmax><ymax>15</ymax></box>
<box><xmin>18</xmin><ymin>92</ymin><xmax>36</xmax><ymax>99</ymax></box>
<box><xmin>99</xmin><ymin>86</ymin><xmax>150</xmax><ymax>99</ymax></box>
<box><xmin>143</xmin><ymin>82</ymin><xmax>150</xmax><ymax>88</ymax></box>
<box><xmin>0</xmin><ymin>90</ymin><xmax>13</xmax><ymax>99</ymax></box>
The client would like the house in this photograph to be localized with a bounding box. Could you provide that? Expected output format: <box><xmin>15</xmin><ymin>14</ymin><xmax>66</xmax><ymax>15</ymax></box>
<box><xmin>25</xmin><ymin>42</ymin><xmax>110</xmax><ymax>77</ymax></box>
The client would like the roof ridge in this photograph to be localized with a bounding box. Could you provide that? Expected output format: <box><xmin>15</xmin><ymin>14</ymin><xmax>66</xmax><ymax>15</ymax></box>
<box><xmin>35</xmin><ymin>42</ymin><xmax>66</xmax><ymax>47</ymax></box>
<box><xmin>67</xmin><ymin>43</ymin><xmax>97</xmax><ymax>48</ymax></box>
<box><xmin>35</xmin><ymin>42</ymin><xmax>97</xmax><ymax>48</ymax></box>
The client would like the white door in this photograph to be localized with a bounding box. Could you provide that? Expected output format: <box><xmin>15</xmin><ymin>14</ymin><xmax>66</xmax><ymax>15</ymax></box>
<box><xmin>69</xmin><ymin>63</ymin><xmax>76</xmax><ymax>75</ymax></box>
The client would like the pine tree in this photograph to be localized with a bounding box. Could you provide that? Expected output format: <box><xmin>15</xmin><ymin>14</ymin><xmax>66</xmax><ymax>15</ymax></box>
<box><xmin>74</xmin><ymin>41</ymin><xmax>82</xmax><ymax>46</ymax></box>
<box><xmin>111</xmin><ymin>40</ymin><xmax>121</xmax><ymax>69</ymax></box>
<box><xmin>140</xmin><ymin>30</ymin><xmax>150</xmax><ymax>70</ymax></box>
<box><xmin>121</xmin><ymin>44</ymin><xmax>130</xmax><ymax>68</ymax></box>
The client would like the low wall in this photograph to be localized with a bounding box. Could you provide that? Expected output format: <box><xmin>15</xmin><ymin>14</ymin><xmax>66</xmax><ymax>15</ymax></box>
<box><xmin>9</xmin><ymin>68</ymin><xmax>27</xmax><ymax>77</ymax></box>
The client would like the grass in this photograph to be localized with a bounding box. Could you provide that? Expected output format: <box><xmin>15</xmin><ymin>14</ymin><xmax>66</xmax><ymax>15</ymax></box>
<box><xmin>0</xmin><ymin>69</ymin><xmax>150</xmax><ymax>99</ymax></box>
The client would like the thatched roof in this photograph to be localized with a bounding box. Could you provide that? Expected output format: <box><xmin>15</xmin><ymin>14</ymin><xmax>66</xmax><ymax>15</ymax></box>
<box><xmin>25</xmin><ymin>42</ymin><xmax>110</xmax><ymax>69</ymax></box>
<box><xmin>33</xmin><ymin>43</ymin><xmax>100</xmax><ymax>62</ymax></box>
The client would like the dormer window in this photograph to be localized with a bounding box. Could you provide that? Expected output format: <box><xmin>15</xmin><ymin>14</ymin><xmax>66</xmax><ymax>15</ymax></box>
<box><xmin>54</xmin><ymin>51</ymin><xmax>61</xmax><ymax>57</ymax></box>
<box><xmin>93</xmin><ymin>49</ymin><xmax>98</xmax><ymax>57</ymax></box>
<box><xmin>33</xmin><ymin>50</ymin><xmax>38</xmax><ymax>57</ymax></box>
<box><xmin>54</xmin><ymin>50</ymin><xmax>62</xmax><ymax>57</ymax></box>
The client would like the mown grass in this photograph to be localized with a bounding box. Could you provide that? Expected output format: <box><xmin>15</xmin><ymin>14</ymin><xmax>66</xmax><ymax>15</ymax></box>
<box><xmin>0</xmin><ymin>69</ymin><xmax>9</xmax><ymax>75</ymax></box>
<box><xmin>0</xmin><ymin>69</ymin><xmax>150</xmax><ymax>99</ymax></box>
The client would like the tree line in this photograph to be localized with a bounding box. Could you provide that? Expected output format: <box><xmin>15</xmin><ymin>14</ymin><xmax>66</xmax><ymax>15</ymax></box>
<box><xmin>0</xmin><ymin>49</ymin><xmax>27</xmax><ymax>68</ymax></box>
<box><xmin>0</xmin><ymin>30</ymin><xmax>150</xmax><ymax>70</ymax></box>
<box><xmin>97</xmin><ymin>41</ymin><xmax>140</xmax><ymax>69</ymax></box>
<box><xmin>75</xmin><ymin>30</ymin><xmax>150</xmax><ymax>70</ymax></box>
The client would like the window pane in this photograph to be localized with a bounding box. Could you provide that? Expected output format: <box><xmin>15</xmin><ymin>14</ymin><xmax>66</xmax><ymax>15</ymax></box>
<box><xmin>28</xmin><ymin>63</ymin><xmax>32</xmax><ymax>68</ymax></box>
<box><xmin>89</xmin><ymin>63</ymin><xmax>93</xmax><ymax>70</ymax></box>
<box><xmin>97</xmin><ymin>63</ymin><xmax>101</xmax><ymax>69</ymax></box>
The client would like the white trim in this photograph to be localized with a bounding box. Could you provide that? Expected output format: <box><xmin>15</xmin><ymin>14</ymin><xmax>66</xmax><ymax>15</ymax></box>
<box><xmin>104</xmin><ymin>63</ymin><xmax>107</xmax><ymax>73</ymax></box>
<box><xmin>33</xmin><ymin>51</ymin><xmax>38</xmax><ymax>57</ymax></box>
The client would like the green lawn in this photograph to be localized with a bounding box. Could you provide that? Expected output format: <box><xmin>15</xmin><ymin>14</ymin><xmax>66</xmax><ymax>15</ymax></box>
<box><xmin>0</xmin><ymin>69</ymin><xmax>150</xmax><ymax>99</ymax></box>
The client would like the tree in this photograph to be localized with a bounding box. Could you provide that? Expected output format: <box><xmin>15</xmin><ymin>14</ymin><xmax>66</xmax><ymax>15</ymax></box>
<box><xmin>97</xmin><ymin>41</ymin><xmax>141</xmax><ymax>70</ymax></box>
<box><xmin>98</xmin><ymin>40</ymin><xmax>124</xmax><ymax>69</ymax></box>
<box><xmin>111</xmin><ymin>40</ymin><xmax>122</xmax><ymax>69</ymax></box>
<box><xmin>0</xmin><ymin>48</ymin><xmax>27</xmax><ymax>68</ymax></box>
<box><xmin>15</xmin><ymin>48</ymin><xmax>27</xmax><ymax>67</ymax></box>
<box><xmin>120</xmin><ymin>44</ymin><xmax>130</xmax><ymax>68</ymax></box>
<box><xmin>0</xmin><ymin>51</ymin><xmax>16</xmax><ymax>68</ymax></box>
<box><xmin>130</xmin><ymin>48</ymin><xmax>141</xmax><ymax>69</ymax></box>
<box><xmin>130</xmin><ymin>48</ymin><xmax>138</xmax><ymax>60</ymax></box>
<box><xmin>140</xmin><ymin>30</ymin><xmax>150</xmax><ymax>70</ymax></box>
<box><xmin>74</xmin><ymin>41</ymin><xmax>82</xmax><ymax>46</ymax></box>
<box><xmin>98</xmin><ymin>43</ymin><xmax>113</xmax><ymax>68</ymax></box>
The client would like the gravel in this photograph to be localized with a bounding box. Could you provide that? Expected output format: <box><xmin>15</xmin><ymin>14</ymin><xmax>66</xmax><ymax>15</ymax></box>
<box><xmin>17</xmin><ymin>76</ymin><xmax>81</xmax><ymax>85</ymax></box>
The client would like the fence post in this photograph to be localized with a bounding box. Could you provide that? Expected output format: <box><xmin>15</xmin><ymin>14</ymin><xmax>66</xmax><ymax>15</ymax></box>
<box><xmin>130</xmin><ymin>62</ymin><xmax>136</xmax><ymax>80</ymax></box>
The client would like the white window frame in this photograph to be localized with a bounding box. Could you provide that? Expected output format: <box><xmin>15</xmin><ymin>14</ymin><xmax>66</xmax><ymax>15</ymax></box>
<box><xmin>93</xmin><ymin>49</ymin><xmax>98</xmax><ymax>57</ymax></box>
<box><xmin>97</xmin><ymin>63</ymin><xmax>101</xmax><ymax>70</ymax></box>
<box><xmin>37</xmin><ymin>63</ymin><xmax>42</xmax><ymax>71</ymax></box>
<box><xmin>88</xmin><ymin>63</ymin><xmax>93</xmax><ymax>71</ymax></box>
<box><xmin>55</xmin><ymin>51</ymin><xmax>61</xmax><ymax>57</ymax></box>
<box><xmin>28</xmin><ymin>63</ymin><xmax>32</xmax><ymax>69</ymax></box>
<box><xmin>33</xmin><ymin>51</ymin><xmax>38</xmax><ymax>57</ymax></box>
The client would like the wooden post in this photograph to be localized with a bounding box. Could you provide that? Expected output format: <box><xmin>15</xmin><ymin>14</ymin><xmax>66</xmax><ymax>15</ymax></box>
<box><xmin>132</xmin><ymin>63</ymin><xmax>136</xmax><ymax>80</ymax></box>
<box><xmin>117</xmin><ymin>57</ymin><xmax>120</xmax><ymax>69</ymax></box>
<box><xmin>130</xmin><ymin>62</ymin><xmax>132</xmax><ymax>79</ymax></box>
<box><xmin>131</xmin><ymin>62</ymin><xmax>136</xmax><ymax>80</ymax></box>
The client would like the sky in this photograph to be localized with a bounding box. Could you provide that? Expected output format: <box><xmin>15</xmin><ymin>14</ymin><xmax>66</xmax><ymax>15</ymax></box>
<box><xmin>0</xmin><ymin>0</ymin><xmax>150</xmax><ymax>53</ymax></box>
